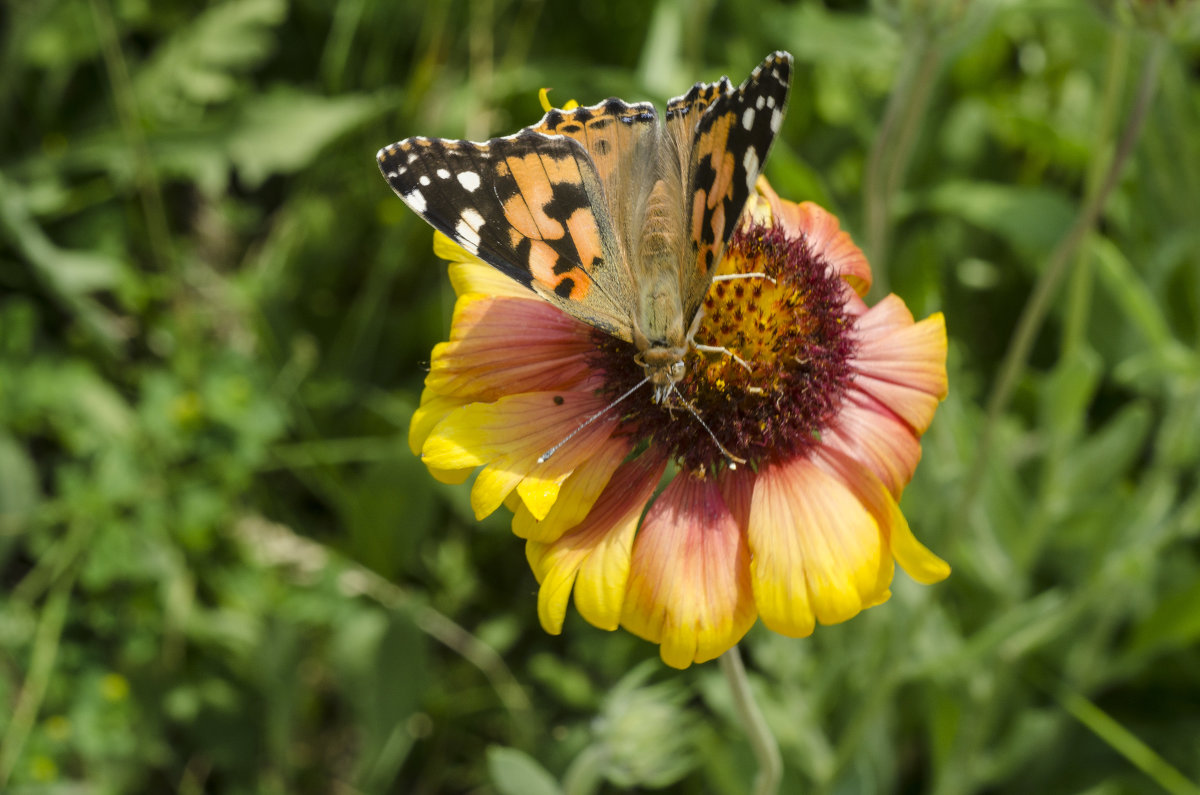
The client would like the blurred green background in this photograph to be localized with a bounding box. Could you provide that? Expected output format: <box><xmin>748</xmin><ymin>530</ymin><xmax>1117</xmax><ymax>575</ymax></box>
<box><xmin>2</xmin><ymin>0</ymin><xmax>1199</xmax><ymax>793</ymax></box>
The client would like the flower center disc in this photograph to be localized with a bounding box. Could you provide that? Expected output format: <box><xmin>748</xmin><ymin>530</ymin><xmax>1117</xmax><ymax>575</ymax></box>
<box><xmin>594</xmin><ymin>223</ymin><xmax>858</xmax><ymax>473</ymax></box>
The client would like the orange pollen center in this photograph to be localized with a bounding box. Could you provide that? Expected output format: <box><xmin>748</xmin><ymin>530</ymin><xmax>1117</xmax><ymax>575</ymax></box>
<box><xmin>595</xmin><ymin>222</ymin><xmax>858</xmax><ymax>472</ymax></box>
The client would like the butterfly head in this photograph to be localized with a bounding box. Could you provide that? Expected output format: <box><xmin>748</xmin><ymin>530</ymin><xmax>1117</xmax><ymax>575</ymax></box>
<box><xmin>634</xmin><ymin>345</ymin><xmax>687</xmax><ymax>404</ymax></box>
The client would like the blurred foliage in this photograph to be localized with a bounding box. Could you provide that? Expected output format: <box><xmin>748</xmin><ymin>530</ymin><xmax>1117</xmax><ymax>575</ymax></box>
<box><xmin>2</xmin><ymin>0</ymin><xmax>1199</xmax><ymax>793</ymax></box>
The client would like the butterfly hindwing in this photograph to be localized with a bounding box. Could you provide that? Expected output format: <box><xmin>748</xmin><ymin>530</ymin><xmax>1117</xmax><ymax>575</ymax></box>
<box><xmin>673</xmin><ymin>51</ymin><xmax>793</xmax><ymax>322</ymax></box>
<box><xmin>378</xmin><ymin>132</ymin><xmax>633</xmax><ymax>340</ymax></box>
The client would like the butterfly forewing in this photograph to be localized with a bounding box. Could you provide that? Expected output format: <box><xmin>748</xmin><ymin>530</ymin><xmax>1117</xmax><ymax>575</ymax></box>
<box><xmin>378</xmin><ymin>132</ymin><xmax>633</xmax><ymax>340</ymax></box>
<box><xmin>674</xmin><ymin>51</ymin><xmax>793</xmax><ymax>323</ymax></box>
<box><xmin>529</xmin><ymin>98</ymin><xmax>663</xmax><ymax>312</ymax></box>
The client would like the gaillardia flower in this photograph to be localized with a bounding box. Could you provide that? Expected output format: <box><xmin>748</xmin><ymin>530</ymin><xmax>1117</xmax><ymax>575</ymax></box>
<box><xmin>411</xmin><ymin>179</ymin><xmax>949</xmax><ymax>669</ymax></box>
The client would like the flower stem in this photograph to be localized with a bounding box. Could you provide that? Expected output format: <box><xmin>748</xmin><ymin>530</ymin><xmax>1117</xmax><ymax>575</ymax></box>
<box><xmin>88</xmin><ymin>0</ymin><xmax>175</xmax><ymax>274</ymax></box>
<box><xmin>863</xmin><ymin>21</ymin><xmax>942</xmax><ymax>293</ymax></box>
<box><xmin>720</xmin><ymin>645</ymin><xmax>782</xmax><ymax>795</ymax></box>
<box><xmin>0</xmin><ymin>574</ymin><xmax>74</xmax><ymax>789</ymax></box>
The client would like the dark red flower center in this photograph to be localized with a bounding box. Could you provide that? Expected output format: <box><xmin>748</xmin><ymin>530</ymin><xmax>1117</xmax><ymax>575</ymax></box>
<box><xmin>593</xmin><ymin>222</ymin><xmax>858</xmax><ymax>473</ymax></box>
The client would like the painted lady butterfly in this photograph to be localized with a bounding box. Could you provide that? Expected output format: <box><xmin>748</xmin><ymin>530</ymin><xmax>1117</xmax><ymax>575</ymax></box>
<box><xmin>378</xmin><ymin>51</ymin><xmax>792</xmax><ymax>404</ymax></box>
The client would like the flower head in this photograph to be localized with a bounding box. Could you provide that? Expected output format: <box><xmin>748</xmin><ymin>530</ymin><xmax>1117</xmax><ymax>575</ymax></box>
<box><xmin>411</xmin><ymin>179</ymin><xmax>949</xmax><ymax>668</ymax></box>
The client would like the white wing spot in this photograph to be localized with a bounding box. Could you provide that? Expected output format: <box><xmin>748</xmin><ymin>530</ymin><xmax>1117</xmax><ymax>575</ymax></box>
<box><xmin>460</xmin><ymin>208</ymin><xmax>484</xmax><ymax>230</ymax></box>
<box><xmin>455</xmin><ymin>217</ymin><xmax>482</xmax><ymax>254</ymax></box>
<box><xmin>407</xmin><ymin>153</ymin><xmax>418</xmax><ymax>164</ymax></box>
<box><xmin>770</xmin><ymin>108</ymin><xmax>783</xmax><ymax>133</ymax></box>
<box><xmin>436</xmin><ymin>168</ymin><xmax>451</xmax><ymax>179</ymax></box>
<box><xmin>743</xmin><ymin>148</ymin><xmax>760</xmax><ymax>193</ymax></box>
<box><xmin>766</xmin><ymin>96</ymin><xmax>776</xmax><ymax>109</ymax></box>
<box><xmin>404</xmin><ymin>189</ymin><xmax>426</xmax><ymax>213</ymax></box>
<box><xmin>756</xmin><ymin>95</ymin><xmax>765</xmax><ymax>110</ymax></box>
<box><xmin>457</xmin><ymin>171</ymin><xmax>481</xmax><ymax>191</ymax></box>
<box><xmin>742</xmin><ymin>108</ymin><xmax>756</xmax><ymax>131</ymax></box>
<box><xmin>419</xmin><ymin>175</ymin><xmax>431</xmax><ymax>186</ymax></box>
<box><xmin>386</xmin><ymin>171</ymin><xmax>398</xmax><ymax>180</ymax></box>
<box><xmin>397</xmin><ymin>166</ymin><xmax>406</xmax><ymax>175</ymax></box>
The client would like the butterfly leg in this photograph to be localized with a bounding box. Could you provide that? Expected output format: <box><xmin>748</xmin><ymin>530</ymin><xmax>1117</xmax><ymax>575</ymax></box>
<box><xmin>694</xmin><ymin>273</ymin><xmax>776</xmax><ymax>371</ymax></box>
<box><xmin>684</xmin><ymin>306</ymin><xmax>754</xmax><ymax>372</ymax></box>
<box><xmin>694</xmin><ymin>343</ymin><xmax>753</xmax><ymax>373</ymax></box>
<box><xmin>712</xmin><ymin>272</ymin><xmax>777</xmax><ymax>285</ymax></box>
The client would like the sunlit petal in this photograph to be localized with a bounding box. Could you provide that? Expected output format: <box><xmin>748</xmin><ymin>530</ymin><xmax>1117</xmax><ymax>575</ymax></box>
<box><xmin>527</xmin><ymin>453</ymin><xmax>667</xmax><ymax>633</ymax></box>
<box><xmin>749</xmin><ymin>456</ymin><xmax>883</xmax><ymax>635</ymax></box>
<box><xmin>621</xmin><ymin>473</ymin><xmax>756</xmax><ymax>669</ymax></box>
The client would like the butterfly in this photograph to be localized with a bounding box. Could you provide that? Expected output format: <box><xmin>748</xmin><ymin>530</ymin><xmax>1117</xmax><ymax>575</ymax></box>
<box><xmin>378</xmin><ymin>51</ymin><xmax>792</xmax><ymax>405</ymax></box>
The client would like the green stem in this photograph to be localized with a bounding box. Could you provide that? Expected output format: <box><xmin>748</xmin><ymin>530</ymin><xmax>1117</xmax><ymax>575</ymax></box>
<box><xmin>89</xmin><ymin>0</ymin><xmax>175</xmax><ymax>274</ymax></box>
<box><xmin>720</xmin><ymin>645</ymin><xmax>782</xmax><ymax>795</ymax></box>
<box><xmin>863</xmin><ymin>22</ymin><xmax>941</xmax><ymax>293</ymax></box>
<box><xmin>1052</xmin><ymin>683</ymin><xmax>1200</xmax><ymax>795</ymax></box>
<box><xmin>957</xmin><ymin>33</ymin><xmax>1167</xmax><ymax>538</ymax></box>
<box><xmin>1063</xmin><ymin>27</ymin><xmax>1131</xmax><ymax>358</ymax></box>
<box><xmin>0</xmin><ymin>574</ymin><xmax>74</xmax><ymax>789</ymax></box>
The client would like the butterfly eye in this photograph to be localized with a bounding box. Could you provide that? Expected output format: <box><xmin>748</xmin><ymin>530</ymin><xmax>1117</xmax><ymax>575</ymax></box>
<box><xmin>670</xmin><ymin>361</ymin><xmax>686</xmax><ymax>380</ymax></box>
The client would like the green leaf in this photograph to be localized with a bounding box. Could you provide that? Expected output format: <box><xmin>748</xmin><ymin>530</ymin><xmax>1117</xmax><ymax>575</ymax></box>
<box><xmin>1090</xmin><ymin>234</ymin><xmax>1174</xmax><ymax>350</ymax></box>
<box><xmin>776</xmin><ymin>4</ymin><xmax>901</xmax><ymax>70</ymax></box>
<box><xmin>1129</xmin><ymin>578</ymin><xmax>1200</xmax><ymax>655</ymax></box>
<box><xmin>1041</xmin><ymin>346</ymin><xmax>1101</xmax><ymax>447</ymax></box>
<box><xmin>0</xmin><ymin>434</ymin><xmax>40</xmax><ymax>537</ymax></box>
<box><xmin>1059</xmin><ymin>401</ymin><xmax>1153</xmax><ymax>497</ymax></box>
<box><xmin>228</xmin><ymin>89</ymin><xmax>383</xmax><ymax>188</ymax></box>
<box><xmin>0</xmin><ymin>176</ymin><xmax>128</xmax><ymax>351</ymax></box>
<box><xmin>134</xmin><ymin>0</ymin><xmax>288</xmax><ymax>121</ymax></box>
<box><xmin>488</xmin><ymin>746</ymin><xmax>563</xmax><ymax>795</ymax></box>
<box><xmin>923</xmin><ymin>181</ymin><xmax>1076</xmax><ymax>260</ymax></box>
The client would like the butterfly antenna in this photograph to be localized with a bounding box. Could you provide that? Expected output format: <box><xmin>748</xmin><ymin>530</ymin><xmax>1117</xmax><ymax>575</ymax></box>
<box><xmin>537</xmin><ymin>376</ymin><xmax>651</xmax><ymax>464</ymax></box>
<box><xmin>670</xmin><ymin>384</ymin><xmax>746</xmax><ymax>469</ymax></box>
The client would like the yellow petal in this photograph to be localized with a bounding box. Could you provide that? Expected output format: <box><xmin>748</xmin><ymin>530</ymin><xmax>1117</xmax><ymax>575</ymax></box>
<box><xmin>422</xmin><ymin>390</ymin><xmax>622</xmax><ymax>520</ymax></box>
<box><xmin>428</xmin><ymin>466</ymin><xmax>473</xmax><ymax>485</ymax></box>
<box><xmin>443</xmin><ymin>251</ymin><xmax>531</xmax><ymax>299</ymax></box>
<box><xmin>516</xmin><ymin>468</ymin><xmax>574</xmax><ymax>522</ymax></box>
<box><xmin>513</xmin><ymin>437</ymin><xmax>632</xmax><ymax>542</ymax></box>
<box><xmin>823</xmin><ymin>391</ymin><xmax>923</xmax><ymax>499</ymax></box>
<box><xmin>428</xmin><ymin>296</ymin><xmax>594</xmax><ymax>401</ymax></box>
<box><xmin>891</xmin><ymin>515</ymin><xmax>951</xmax><ymax>584</ymax></box>
<box><xmin>409</xmin><ymin>388</ymin><xmax>470</xmax><ymax>456</ymax></box>
<box><xmin>472</xmin><ymin>464</ymin><xmax>525</xmax><ymax>520</ymax></box>
<box><xmin>749</xmin><ymin>456</ymin><xmax>883</xmax><ymax>635</ymax></box>
<box><xmin>526</xmin><ymin>454</ymin><xmax>666</xmax><ymax>633</ymax></box>
<box><xmin>852</xmin><ymin>300</ymin><xmax>948</xmax><ymax>432</ymax></box>
<box><xmin>621</xmin><ymin>472</ymin><xmax>756</xmax><ymax>669</ymax></box>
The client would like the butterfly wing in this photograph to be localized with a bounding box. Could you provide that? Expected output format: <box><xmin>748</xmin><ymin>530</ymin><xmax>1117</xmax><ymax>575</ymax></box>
<box><xmin>379</xmin><ymin>53</ymin><xmax>792</xmax><ymax>346</ymax></box>
<box><xmin>668</xmin><ymin>51</ymin><xmax>793</xmax><ymax>324</ymax></box>
<box><xmin>377</xmin><ymin>131</ymin><xmax>635</xmax><ymax>340</ymax></box>
<box><xmin>530</xmin><ymin>98</ymin><xmax>662</xmax><ymax>286</ymax></box>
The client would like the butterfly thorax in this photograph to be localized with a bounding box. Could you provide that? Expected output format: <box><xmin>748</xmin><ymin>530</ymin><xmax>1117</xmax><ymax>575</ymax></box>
<box><xmin>632</xmin><ymin>178</ymin><xmax>689</xmax><ymax>403</ymax></box>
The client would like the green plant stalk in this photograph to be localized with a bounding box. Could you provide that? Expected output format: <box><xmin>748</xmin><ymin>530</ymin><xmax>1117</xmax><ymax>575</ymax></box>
<box><xmin>0</xmin><ymin>575</ymin><xmax>74</xmax><ymax>789</ymax></box>
<box><xmin>1063</xmin><ymin>27</ymin><xmax>1131</xmax><ymax>358</ymax></box>
<box><xmin>720</xmin><ymin>645</ymin><xmax>782</xmax><ymax>795</ymax></box>
<box><xmin>89</xmin><ymin>0</ymin><xmax>176</xmax><ymax>274</ymax></box>
<box><xmin>958</xmin><ymin>33</ymin><xmax>1168</xmax><ymax>539</ymax></box>
<box><xmin>1056</xmin><ymin>686</ymin><xmax>1200</xmax><ymax>795</ymax></box>
<box><xmin>1027</xmin><ymin>27</ymin><xmax>1133</xmax><ymax>580</ymax></box>
<box><xmin>863</xmin><ymin>22</ymin><xmax>942</xmax><ymax>294</ymax></box>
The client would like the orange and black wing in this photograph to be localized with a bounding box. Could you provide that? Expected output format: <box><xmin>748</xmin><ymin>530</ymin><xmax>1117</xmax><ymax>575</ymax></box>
<box><xmin>668</xmin><ymin>51</ymin><xmax>793</xmax><ymax>323</ymax></box>
<box><xmin>378</xmin><ymin>131</ymin><xmax>633</xmax><ymax>340</ymax></box>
